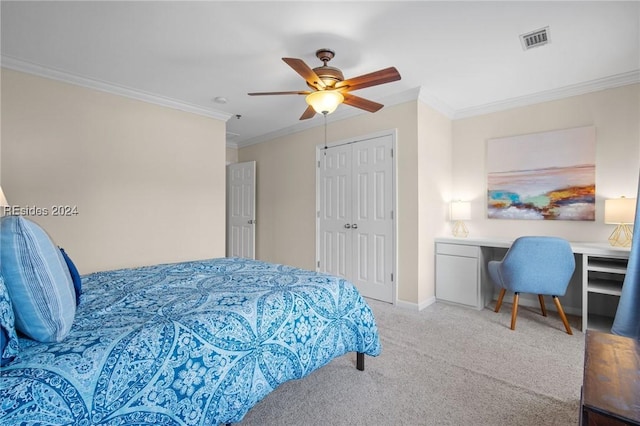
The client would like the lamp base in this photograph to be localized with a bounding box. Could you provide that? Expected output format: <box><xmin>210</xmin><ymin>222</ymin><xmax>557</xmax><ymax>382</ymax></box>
<box><xmin>608</xmin><ymin>223</ymin><xmax>633</xmax><ymax>247</ymax></box>
<box><xmin>452</xmin><ymin>221</ymin><xmax>469</xmax><ymax>238</ymax></box>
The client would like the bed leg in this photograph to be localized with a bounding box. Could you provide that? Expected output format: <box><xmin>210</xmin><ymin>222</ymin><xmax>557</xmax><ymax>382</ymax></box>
<box><xmin>356</xmin><ymin>352</ymin><xmax>365</xmax><ymax>371</ymax></box>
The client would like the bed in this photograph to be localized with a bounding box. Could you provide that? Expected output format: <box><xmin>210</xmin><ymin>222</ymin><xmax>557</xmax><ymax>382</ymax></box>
<box><xmin>0</xmin><ymin>218</ymin><xmax>381</xmax><ymax>425</ymax></box>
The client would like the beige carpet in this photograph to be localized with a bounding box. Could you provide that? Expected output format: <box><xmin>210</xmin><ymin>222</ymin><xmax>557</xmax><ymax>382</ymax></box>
<box><xmin>238</xmin><ymin>299</ymin><xmax>585</xmax><ymax>425</ymax></box>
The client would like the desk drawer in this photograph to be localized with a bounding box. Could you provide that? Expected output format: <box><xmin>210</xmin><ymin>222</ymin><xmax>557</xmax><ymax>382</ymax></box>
<box><xmin>436</xmin><ymin>243</ymin><xmax>479</xmax><ymax>258</ymax></box>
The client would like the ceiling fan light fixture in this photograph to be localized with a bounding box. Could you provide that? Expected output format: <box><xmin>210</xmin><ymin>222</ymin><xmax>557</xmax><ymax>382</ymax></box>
<box><xmin>249</xmin><ymin>48</ymin><xmax>400</xmax><ymax>119</ymax></box>
<box><xmin>305</xmin><ymin>90</ymin><xmax>344</xmax><ymax>115</ymax></box>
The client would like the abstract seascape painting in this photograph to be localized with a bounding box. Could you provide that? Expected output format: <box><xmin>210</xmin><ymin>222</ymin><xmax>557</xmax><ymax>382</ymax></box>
<box><xmin>487</xmin><ymin>126</ymin><xmax>596</xmax><ymax>220</ymax></box>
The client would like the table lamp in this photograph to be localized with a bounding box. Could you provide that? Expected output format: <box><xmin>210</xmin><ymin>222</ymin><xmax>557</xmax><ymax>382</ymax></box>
<box><xmin>450</xmin><ymin>200</ymin><xmax>471</xmax><ymax>238</ymax></box>
<box><xmin>604</xmin><ymin>196</ymin><xmax>635</xmax><ymax>247</ymax></box>
<box><xmin>0</xmin><ymin>186</ymin><xmax>9</xmax><ymax>217</ymax></box>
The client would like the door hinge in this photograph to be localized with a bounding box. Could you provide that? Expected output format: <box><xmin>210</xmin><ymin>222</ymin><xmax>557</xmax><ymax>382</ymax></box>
<box><xmin>391</xmin><ymin>148</ymin><xmax>393</xmax><ymax>157</ymax></box>
<box><xmin>318</xmin><ymin>160</ymin><xmax>321</xmax><ymax>168</ymax></box>
<box><xmin>391</xmin><ymin>273</ymin><xmax>394</xmax><ymax>282</ymax></box>
<box><xmin>317</xmin><ymin>211</ymin><xmax>320</xmax><ymax>218</ymax></box>
<box><xmin>317</xmin><ymin>261</ymin><xmax>320</xmax><ymax>268</ymax></box>
<box><xmin>391</xmin><ymin>210</ymin><xmax>394</xmax><ymax>220</ymax></box>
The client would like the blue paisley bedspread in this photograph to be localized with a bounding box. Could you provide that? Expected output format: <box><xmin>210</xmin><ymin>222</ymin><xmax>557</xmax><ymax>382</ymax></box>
<box><xmin>0</xmin><ymin>258</ymin><xmax>381</xmax><ymax>425</ymax></box>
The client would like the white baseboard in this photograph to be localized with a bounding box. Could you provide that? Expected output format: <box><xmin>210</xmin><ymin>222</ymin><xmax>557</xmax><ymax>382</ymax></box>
<box><xmin>395</xmin><ymin>296</ymin><xmax>580</xmax><ymax>316</ymax></box>
<box><xmin>395</xmin><ymin>296</ymin><xmax>436</xmax><ymax>311</ymax></box>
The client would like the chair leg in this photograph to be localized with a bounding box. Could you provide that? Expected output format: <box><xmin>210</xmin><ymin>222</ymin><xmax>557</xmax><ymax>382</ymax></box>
<box><xmin>538</xmin><ymin>294</ymin><xmax>547</xmax><ymax>317</ymax></box>
<box><xmin>553</xmin><ymin>296</ymin><xmax>573</xmax><ymax>335</ymax></box>
<box><xmin>510</xmin><ymin>293</ymin><xmax>519</xmax><ymax>330</ymax></box>
<box><xmin>495</xmin><ymin>288</ymin><xmax>506</xmax><ymax>313</ymax></box>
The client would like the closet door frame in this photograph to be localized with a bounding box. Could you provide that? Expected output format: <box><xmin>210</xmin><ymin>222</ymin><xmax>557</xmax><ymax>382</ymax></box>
<box><xmin>315</xmin><ymin>129</ymin><xmax>397</xmax><ymax>304</ymax></box>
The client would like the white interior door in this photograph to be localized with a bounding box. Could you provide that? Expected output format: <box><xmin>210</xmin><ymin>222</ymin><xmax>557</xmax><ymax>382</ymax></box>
<box><xmin>317</xmin><ymin>134</ymin><xmax>395</xmax><ymax>303</ymax></box>
<box><xmin>318</xmin><ymin>144</ymin><xmax>352</xmax><ymax>278</ymax></box>
<box><xmin>227</xmin><ymin>161</ymin><xmax>256</xmax><ymax>259</ymax></box>
<box><xmin>351</xmin><ymin>137</ymin><xmax>394</xmax><ymax>301</ymax></box>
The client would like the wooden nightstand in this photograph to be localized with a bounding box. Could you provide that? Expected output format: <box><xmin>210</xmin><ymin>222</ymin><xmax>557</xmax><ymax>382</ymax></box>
<box><xmin>581</xmin><ymin>330</ymin><xmax>640</xmax><ymax>425</ymax></box>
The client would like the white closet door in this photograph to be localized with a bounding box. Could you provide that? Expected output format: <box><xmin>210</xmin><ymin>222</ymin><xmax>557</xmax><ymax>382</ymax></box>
<box><xmin>351</xmin><ymin>136</ymin><xmax>394</xmax><ymax>301</ymax></box>
<box><xmin>317</xmin><ymin>134</ymin><xmax>394</xmax><ymax>303</ymax></box>
<box><xmin>227</xmin><ymin>161</ymin><xmax>256</xmax><ymax>259</ymax></box>
<box><xmin>318</xmin><ymin>144</ymin><xmax>352</xmax><ymax>279</ymax></box>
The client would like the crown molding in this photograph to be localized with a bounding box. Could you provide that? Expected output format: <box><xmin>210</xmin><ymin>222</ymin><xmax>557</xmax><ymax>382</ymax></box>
<box><xmin>453</xmin><ymin>70</ymin><xmax>640</xmax><ymax>119</ymax></box>
<box><xmin>1</xmin><ymin>55</ymin><xmax>234</xmax><ymax>122</ymax></box>
<box><xmin>417</xmin><ymin>89</ymin><xmax>456</xmax><ymax>119</ymax></box>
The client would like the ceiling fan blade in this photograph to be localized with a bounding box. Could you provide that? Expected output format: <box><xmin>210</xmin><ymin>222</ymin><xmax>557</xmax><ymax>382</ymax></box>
<box><xmin>299</xmin><ymin>105</ymin><xmax>317</xmax><ymax>120</ymax></box>
<box><xmin>342</xmin><ymin>93</ymin><xmax>384</xmax><ymax>113</ymax></box>
<box><xmin>282</xmin><ymin>57</ymin><xmax>326</xmax><ymax>90</ymax></box>
<box><xmin>336</xmin><ymin>67</ymin><xmax>401</xmax><ymax>92</ymax></box>
<box><xmin>248</xmin><ymin>90</ymin><xmax>311</xmax><ymax>96</ymax></box>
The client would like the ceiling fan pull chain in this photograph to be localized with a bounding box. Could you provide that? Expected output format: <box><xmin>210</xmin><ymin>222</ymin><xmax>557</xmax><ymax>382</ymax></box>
<box><xmin>323</xmin><ymin>112</ymin><xmax>328</xmax><ymax>153</ymax></box>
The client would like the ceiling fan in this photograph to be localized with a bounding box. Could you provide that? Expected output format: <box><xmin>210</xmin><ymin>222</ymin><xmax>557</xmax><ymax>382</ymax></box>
<box><xmin>248</xmin><ymin>48</ymin><xmax>401</xmax><ymax>120</ymax></box>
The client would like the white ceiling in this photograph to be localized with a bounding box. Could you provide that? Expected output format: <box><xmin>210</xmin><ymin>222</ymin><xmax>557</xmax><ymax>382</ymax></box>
<box><xmin>2</xmin><ymin>1</ymin><xmax>639</xmax><ymax>147</ymax></box>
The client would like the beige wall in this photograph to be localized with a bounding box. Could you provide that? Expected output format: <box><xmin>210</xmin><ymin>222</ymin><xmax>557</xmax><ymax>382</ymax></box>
<box><xmin>226</xmin><ymin>146</ymin><xmax>238</xmax><ymax>164</ymax></box>
<box><xmin>238</xmin><ymin>125</ymin><xmax>319</xmax><ymax>268</ymax></box>
<box><xmin>1</xmin><ymin>69</ymin><xmax>227</xmax><ymax>273</ymax></box>
<box><xmin>452</xmin><ymin>84</ymin><xmax>640</xmax><ymax>243</ymax></box>
<box><xmin>239</xmin><ymin>101</ymin><xmax>452</xmax><ymax>306</ymax></box>
<box><xmin>417</xmin><ymin>101</ymin><xmax>453</xmax><ymax>305</ymax></box>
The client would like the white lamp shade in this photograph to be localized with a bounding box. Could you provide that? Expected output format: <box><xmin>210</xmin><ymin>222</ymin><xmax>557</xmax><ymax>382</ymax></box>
<box><xmin>0</xmin><ymin>186</ymin><xmax>8</xmax><ymax>207</ymax></box>
<box><xmin>305</xmin><ymin>90</ymin><xmax>344</xmax><ymax>114</ymax></box>
<box><xmin>450</xmin><ymin>201</ymin><xmax>471</xmax><ymax>221</ymax></box>
<box><xmin>604</xmin><ymin>197</ymin><xmax>636</xmax><ymax>224</ymax></box>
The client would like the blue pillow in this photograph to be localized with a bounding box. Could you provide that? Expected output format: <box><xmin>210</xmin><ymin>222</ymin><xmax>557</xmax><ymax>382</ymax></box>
<box><xmin>1</xmin><ymin>216</ymin><xmax>76</xmax><ymax>342</ymax></box>
<box><xmin>0</xmin><ymin>275</ymin><xmax>19</xmax><ymax>366</ymax></box>
<box><xmin>59</xmin><ymin>247</ymin><xmax>82</xmax><ymax>305</ymax></box>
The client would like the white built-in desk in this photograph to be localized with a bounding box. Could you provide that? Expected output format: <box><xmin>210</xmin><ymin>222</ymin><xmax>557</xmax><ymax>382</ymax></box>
<box><xmin>434</xmin><ymin>237</ymin><xmax>632</xmax><ymax>332</ymax></box>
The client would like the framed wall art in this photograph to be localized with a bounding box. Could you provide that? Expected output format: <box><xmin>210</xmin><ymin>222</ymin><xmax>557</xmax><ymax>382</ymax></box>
<box><xmin>487</xmin><ymin>126</ymin><xmax>596</xmax><ymax>221</ymax></box>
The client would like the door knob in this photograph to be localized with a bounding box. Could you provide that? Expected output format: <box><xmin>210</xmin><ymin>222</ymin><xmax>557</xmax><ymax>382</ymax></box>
<box><xmin>248</xmin><ymin>219</ymin><xmax>255</xmax><ymax>224</ymax></box>
<box><xmin>344</xmin><ymin>224</ymin><xmax>351</xmax><ymax>229</ymax></box>
<box><xmin>352</xmin><ymin>224</ymin><xmax>358</xmax><ymax>229</ymax></box>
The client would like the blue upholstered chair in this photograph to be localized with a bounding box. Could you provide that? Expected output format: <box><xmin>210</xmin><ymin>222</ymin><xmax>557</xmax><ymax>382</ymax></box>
<box><xmin>488</xmin><ymin>236</ymin><xmax>575</xmax><ymax>334</ymax></box>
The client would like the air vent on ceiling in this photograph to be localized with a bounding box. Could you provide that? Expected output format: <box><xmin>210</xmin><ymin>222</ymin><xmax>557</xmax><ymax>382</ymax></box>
<box><xmin>520</xmin><ymin>26</ymin><xmax>550</xmax><ymax>50</ymax></box>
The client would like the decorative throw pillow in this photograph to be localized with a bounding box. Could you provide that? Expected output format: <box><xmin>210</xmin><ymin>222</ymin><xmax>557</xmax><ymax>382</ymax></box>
<box><xmin>59</xmin><ymin>247</ymin><xmax>82</xmax><ymax>305</ymax></box>
<box><xmin>1</xmin><ymin>216</ymin><xmax>76</xmax><ymax>342</ymax></box>
<box><xmin>0</xmin><ymin>275</ymin><xmax>19</xmax><ymax>366</ymax></box>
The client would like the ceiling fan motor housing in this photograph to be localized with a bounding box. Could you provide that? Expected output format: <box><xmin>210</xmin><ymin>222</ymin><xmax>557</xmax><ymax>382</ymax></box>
<box><xmin>311</xmin><ymin>48</ymin><xmax>344</xmax><ymax>88</ymax></box>
<box><xmin>310</xmin><ymin>66</ymin><xmax>344</xmax><ymax>88</ymax></box>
